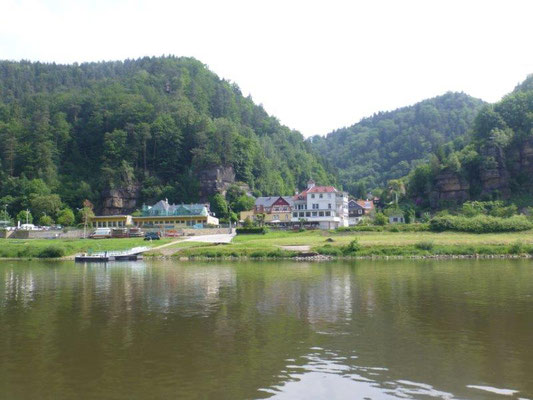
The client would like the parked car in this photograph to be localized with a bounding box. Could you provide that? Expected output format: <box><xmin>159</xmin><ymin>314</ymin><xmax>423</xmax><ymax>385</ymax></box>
<box><xmin>144</xmin><ymin>232</ymin><xmax>160</xmax><ymax>240</ymax></box>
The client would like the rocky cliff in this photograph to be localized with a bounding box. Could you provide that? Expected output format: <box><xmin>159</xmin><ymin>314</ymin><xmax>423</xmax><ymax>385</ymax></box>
<box><xmin>430</xmin><ymin>170</ymin><xmax>470</xmax><ymax>208</ymax></box>
<box><xmin>197</xmin><ymin>165</ymin><xmax>236</xmax><ymax>202</ymax></box>
<box><xmin>100</xmin><ymin>186</ymin><xmax>140</xmax><ymax>215</ymax></box>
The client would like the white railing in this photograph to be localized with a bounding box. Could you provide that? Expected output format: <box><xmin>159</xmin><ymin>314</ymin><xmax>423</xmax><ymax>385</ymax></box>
<box><xmin>90</xmin><ymin>246</ymin><xmax>151</xmax><ymax>257</ymax></box>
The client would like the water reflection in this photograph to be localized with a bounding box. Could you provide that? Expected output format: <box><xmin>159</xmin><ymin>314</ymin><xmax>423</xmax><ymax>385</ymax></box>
<box><xmin>0</xmin><ymin>259</ymin><xmax>532</xmax><ymax>399</ymax></box>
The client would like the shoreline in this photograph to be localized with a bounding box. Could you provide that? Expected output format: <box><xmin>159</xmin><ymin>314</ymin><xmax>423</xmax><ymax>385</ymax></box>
<box><xmin>3</xmin><ymin>253</ymin><xmax>532</xmax><ymax>262</ymax></box>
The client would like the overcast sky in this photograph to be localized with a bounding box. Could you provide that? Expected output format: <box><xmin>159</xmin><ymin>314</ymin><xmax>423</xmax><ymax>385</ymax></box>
<box><xmin>1</xmin><ymin>0</ymin><xmax>532</xmax><ymax>137</ymax></box>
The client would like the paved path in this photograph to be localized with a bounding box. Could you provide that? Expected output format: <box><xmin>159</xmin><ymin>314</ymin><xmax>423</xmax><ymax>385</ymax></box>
<box><xmin>150</xmin><ymin>232</ymin><xmax>236</xmax><ymax>256</ymax></box>
<box><xmin>182</xmin><ymin>232</ymin><xmax>235</xmax><ymax>244</ymax></box>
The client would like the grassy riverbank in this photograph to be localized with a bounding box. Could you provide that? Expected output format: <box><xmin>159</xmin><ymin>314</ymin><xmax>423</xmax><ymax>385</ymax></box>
<box><xmin>0</xmin><ymin>238</ymin><xmax>173</xmax><ymax>258</ymax></box>
<box><xmin>2</xmin><ymin>230</ymin><xmax>533</xmax><ymax>260</ymax></box>
<box><xmin>149</xmin><ymin>230</ymin><xmax>533</xmax><ymax>259</ymax></box>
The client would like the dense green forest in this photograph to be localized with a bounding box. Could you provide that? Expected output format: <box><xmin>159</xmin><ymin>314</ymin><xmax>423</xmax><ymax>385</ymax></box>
<box><xmin>309</xmin><ymin>93</ymin><xmax>485</xmax><ymax>196</ymax></box>
<box><xmin>0</xmin><ymin>56</ymin><xmax>332</xmax><ymax>222</ymax></box>
<box><xmin>406</xmin><ymin>75</ymin><xmax>533</xmax><ymax>208</ymax></box>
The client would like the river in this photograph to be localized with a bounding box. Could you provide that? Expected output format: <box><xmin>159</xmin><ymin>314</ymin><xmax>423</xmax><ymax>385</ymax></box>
<box><xmin>0</xmin><ymin>259</ymin><xmax>532</xmax><ymax>399</ymax></box>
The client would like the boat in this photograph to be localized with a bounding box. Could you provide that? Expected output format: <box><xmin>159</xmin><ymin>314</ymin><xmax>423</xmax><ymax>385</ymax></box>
<box><xmin>74</xmin><ymin>253</ymin><xmax>109</xmax><ymax>262</ymax></box>
<box><xmin>74</xmin><ymin>246</ymin><xmax>150</xmax><ymax>263</ymax></box>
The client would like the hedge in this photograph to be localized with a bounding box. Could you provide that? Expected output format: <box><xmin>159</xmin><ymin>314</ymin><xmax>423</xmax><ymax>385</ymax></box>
<box><xmin>236</xmin><ymin>227</ymin><xmax>269</xmax><ymax>235</ymax></box>
<box><xmin>429</xmin><ymin>214</ymin><xmax>532</xmax><ymax>233</ymax></box>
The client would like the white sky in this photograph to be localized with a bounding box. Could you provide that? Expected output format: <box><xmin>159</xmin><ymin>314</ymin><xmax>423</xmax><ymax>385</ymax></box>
<box><xmin>1</xmin><ymin>0</ymin><xmax>532</xmax><ymax>137</ymax></box>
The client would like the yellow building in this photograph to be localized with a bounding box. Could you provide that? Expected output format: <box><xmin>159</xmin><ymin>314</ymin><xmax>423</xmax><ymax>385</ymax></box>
<box><xmin>90</xmin><ymin>215</ymin><xmax>132</xmax><ymax>228</ymax></box>
<box><xmin>132</xmin><ymin>200</ymin><xmax>219</xmax><ymax>229</ymax></box>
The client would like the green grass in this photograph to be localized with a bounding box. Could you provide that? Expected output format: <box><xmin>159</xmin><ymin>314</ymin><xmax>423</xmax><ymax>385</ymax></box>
<box><xmin>3</xmin><ymin>230</ymin><xmax>533</xmax><ymax>259</ymax></box>
<box><xmin>166</xmin><ymin>230</ymin><xmax>533</xmax><ymax>259</ymax></box>
<box><xmin>0</xmin><ymin>237</ymin><xmax>173</xmax><ymax>258</ymax></box>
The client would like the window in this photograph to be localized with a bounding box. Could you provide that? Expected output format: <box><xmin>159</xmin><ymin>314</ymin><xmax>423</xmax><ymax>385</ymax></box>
<box><xmin>299</xmin><ymin>212</ymin><xmax>304</xmax><ymax>217</ymax></box>
<box><xmin>358</xmin><ymin>210</ymin><xmax>362</xmax><ymax>214</ymax></box>
<box><xmin>305</xmin><ymin>212</ymin><xmax>311</xmax><ymax>217</ymax></box>
<box><xmin>393</xmin><ymin>217</ymin><xmax>398</xmax><ymax>222</ymax></box>
<box><xmin>325</xmin><ymin>211</ymin><xmax>331</xmax><ymax>216</ymax></box>
<box><xmin>311</xmin><ymin>194</ymin><xmax>315</xmax><ymax>199</ymax></box>
<box><xmin>293</xmin><ymin>212</ymin><xmax>297</xmax><ymax>217</ymax></box>
<box><xmin>319</xmin><ymin>193</ymin><xmax>323</xmax><ymax>198</ymax></box>
<box><xmin>319</xmin><ymin>211</ymin><xmax>324</xmax><ymax>217</ymax></box>
<box><xmin>312</xmin><ymin>203</ymin><xmax>319</xmax><ymax>209</ymax></box>
<box><xmin>328</xmin><ymin>203</ymin><xmax>331</xmax><ymax>209</ymax></box>
<box><xmin>312</xmin><ymin>212</ymin><xmax>317</xmax><ymax>217</ymax></box>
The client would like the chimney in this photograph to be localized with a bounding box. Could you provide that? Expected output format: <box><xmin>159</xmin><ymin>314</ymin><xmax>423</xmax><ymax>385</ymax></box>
<box><xmin>307</xmin><ymin>179</ymin><xmax>315</xmax><ymax>189</ymax></box>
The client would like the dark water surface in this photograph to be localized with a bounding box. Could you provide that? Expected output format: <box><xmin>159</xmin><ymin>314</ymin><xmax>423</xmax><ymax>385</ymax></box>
<box><xmin>0</xmin><ymin>259</ymin><xmax>532</xmax><ymax>399</ymax></box>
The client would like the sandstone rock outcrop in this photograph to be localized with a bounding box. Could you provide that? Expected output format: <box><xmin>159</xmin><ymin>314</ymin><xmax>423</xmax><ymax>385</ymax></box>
<box><xmin>479</xmin><ymin>144</ymin><xmax>510</xmax><ymax>198</ymax></box>
<box><xmin>101</xmin><ymin>185</ymin><xmax>140</xmax><ymax>215</ymax></box>
<box><xmin>430</xmin><ymin>170</ymin><xmax>470</xmax><ymax>208</ymax></box>
<box><xmin>197</xmin><ymin>165</ymin><xmax>236</xmax><ymax>202</ymax></box>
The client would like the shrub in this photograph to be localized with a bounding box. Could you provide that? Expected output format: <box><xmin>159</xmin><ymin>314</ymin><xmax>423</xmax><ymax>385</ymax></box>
<box><xmin>430</xmin><ymin>214</ymin><xmax>532</xmax><ymax>233</ymax></box>
<box><xmin>415</xmin><ymin>240</ymin><xmax>434</xmax><ymax>251</ymax></box>
<box><xmin>336</xmin><ymin>223</ymin><xmax>429</xmax><ymax>233</ymax></box>
<box><xmin>316</xmin><ymin>245</ymin><xmax>343</xmax><ymax>256</ymax></box>
<box><xmin>342</xmin><ymin>239</ymin><xmax>362</xmax><ymax>255</ymax></box>
<box><xmin>37</xmin><ymin>245</ymin><xmax>65</xmax><ymax>258</ymax></box>
<box><xmin>509</xmin><ymin>241</ymin><xmax>524</xmax><ymax>254</ymax></box>
<box><xmin>236</xmin><ymin>227</ymin><xmax>269</xmax><ymax>235</ymax></box>
<box><xmin>374</xmin><ymin>213</ymin><xmax>388</xmax><ymax>226</ymax></box>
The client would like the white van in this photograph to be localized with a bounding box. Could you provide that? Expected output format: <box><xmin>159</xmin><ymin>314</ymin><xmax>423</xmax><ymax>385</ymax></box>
<box><xmin>90</xmin><ymin>228</ymin><xmax>112</xmax><ymax>239</ymax></box>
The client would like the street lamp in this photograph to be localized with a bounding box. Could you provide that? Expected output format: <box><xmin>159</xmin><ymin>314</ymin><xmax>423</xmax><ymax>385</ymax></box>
<box><xmin>76</xmin><ymin>207</ymin><xmax>87</xmax><ymax>239</ymax></box>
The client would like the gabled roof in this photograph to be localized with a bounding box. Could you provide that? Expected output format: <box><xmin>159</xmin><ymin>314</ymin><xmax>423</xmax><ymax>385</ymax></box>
<box><xmin>294</xmin><ymin>186</ymin><xmax>339</xmax><ymax>200</ymax></box>
<box><xmin>255</xmin><ymin>196</ymin><xmax>294</xmax><ymax>208</ymax></box>
<box><xmin>143</xmin><ymin>199</ymin><xmax>208</xmax><ymax>217</ymax></box>
<box><xmin>356</xmin><ymin>199</ymin><xmax>374</xmax><ymax>210</ymax></box>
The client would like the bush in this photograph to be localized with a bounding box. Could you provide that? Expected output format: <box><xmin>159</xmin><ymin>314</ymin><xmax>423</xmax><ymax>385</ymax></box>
<box><xmin>336</xmin><ymin>223</ymin><xmax>429</xmax><ymax>233</ymax></box>
<box><xmin>429</xmin><ymin>214</ymin><xmax>532</xmax><ymax>233</ymax></box>
<box><xmin>342</xmin><ymin>239</ymin><xmax>361</xmax><ymax>255</ymax></box>
<box><xmin>374</xmin><ymin>213</ymin><xmax>388</xmax><ymax>226</ymax></box>
<box><xmin>316</xmin><ymin>244</ymin><xmax>343</xmax><ymax>256</ymax></box>
<box><xmin>509</xmin><ymin>241</ymin><xmax>524</xmax><ymax>254</ymax></box>
<box><xmin>415</xmin><ymin>240</ymin><xmax>434</xmax><ymax>251</ymax></box>
<box><xmin>236</xmin><ymin>227</ymin><xmax>269</xmax><ymax>235</ymax></box>
<box><xmin>37</xmin><ymin>245</ymin><xmax>65</xmax><ymax>258</ymax></box>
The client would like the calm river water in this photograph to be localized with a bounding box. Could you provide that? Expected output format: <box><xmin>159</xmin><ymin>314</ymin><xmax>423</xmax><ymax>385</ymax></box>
<box><xmin>0</xmin><ymin>259</ymin><xmax>532</xmax><ymax>399</ymax></box>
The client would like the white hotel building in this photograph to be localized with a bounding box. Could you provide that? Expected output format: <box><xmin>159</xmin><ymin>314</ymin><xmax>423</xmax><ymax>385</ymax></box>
<box><xmin>291</xmin><ymin>180</ymin><xmax>349</xmax><ymax>229</ymax></box>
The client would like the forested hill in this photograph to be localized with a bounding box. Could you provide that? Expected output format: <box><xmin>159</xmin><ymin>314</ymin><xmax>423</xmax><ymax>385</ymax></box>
<box><xmin>0</xmin><ymin>56</ymin><xmax>332</xmax><ymax>215</ymax></box>
<box><xmin>406</xmin><ymin>74</ymin><xmax>533</xmax><ymax>208</ymax></box>
<box><xmin>309</xmin><ymin>92</ymin><xmax>486</xmax><ymax>196</ymax></box>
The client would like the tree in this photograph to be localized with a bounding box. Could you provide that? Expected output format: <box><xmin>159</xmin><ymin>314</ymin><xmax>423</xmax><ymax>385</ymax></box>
<box><xmin>30</xmin><ymin>194</ymin><xmax>62</xmax><ymax>219</ymax></box>
<box><xmin>231</xmin><ymin>195</ymin><xmax>255</xmax><ymax>213</ymax></box>
<box><xmin>16</xmin><ymin>210</ymin><xmax>33</xmax><ymax>224</ymax></box>
<box><xmin>57</xmin><ymin>208</ymin><xmax>75</xmax><ymax>226</ymax></box>
<box><xmin>387</xmin><ymin>179</ymin><xmax>405</xmax><ymax>206</ymax></box>
<box><xmin>210</xmin><ymin>193</ymin><xmax>229</xmax><ymax>220</ymax></box>
<box><xmin>39</xmin><ymin>214</ymin><xmax>54</xmax><ymax>226</ymax></box>
<box><xmin>374</xmin><ymin>212</ymin><xmax>387</xmax><ymax>226</ymax></box>
<box><xmin>256</xmin><ymin>213</ymin><xmax>266</xmax><ymax>227</ymax></box>
<box><xmin>0</xmin><ymin>207</ymin><xmax>12</xmax><ymax>224</ymax></box>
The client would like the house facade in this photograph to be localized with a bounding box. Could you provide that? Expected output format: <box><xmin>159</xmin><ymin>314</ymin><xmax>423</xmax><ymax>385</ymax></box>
<box><xmin>291</xmin><ymin>180</ymin><xmax>349</xmax><ymax>229</ymax></box>
<box><xmin>241</xmin><ymin>196</ymin><xmax>294</xmax><ymax>227</ymax></box>
<box><xmin>348</xmin><ymin>199</ymin><xmax>375</xmax><ymax>226</ymax></box>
